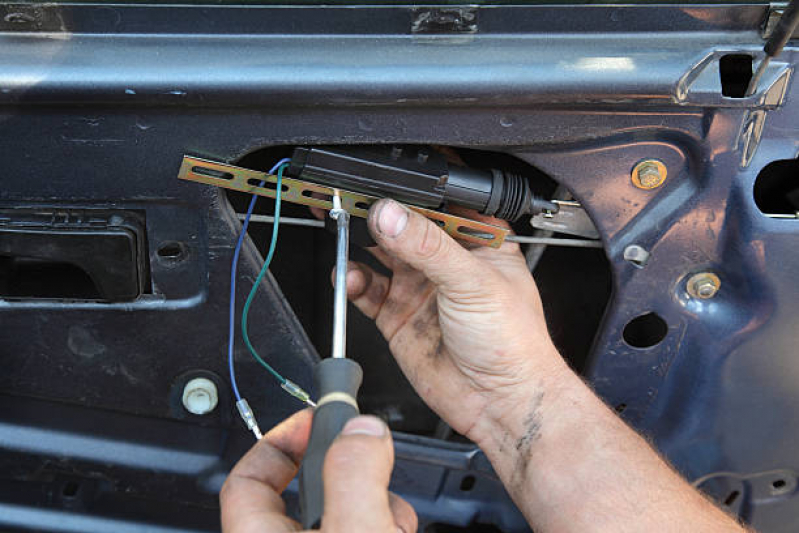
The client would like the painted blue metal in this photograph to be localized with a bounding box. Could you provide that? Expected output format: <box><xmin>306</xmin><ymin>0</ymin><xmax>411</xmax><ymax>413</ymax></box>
<box><xmin>0</xmin><ymin>2</ymin><xmax>797</xmax><ymax>531</ymax></box>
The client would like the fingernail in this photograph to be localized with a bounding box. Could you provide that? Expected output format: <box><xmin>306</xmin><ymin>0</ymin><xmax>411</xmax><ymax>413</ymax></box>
<box><xmin>341</xmin><ymin>416</ymin><xmax>386</xmax><ymax>437</ymax></box>
<box><xmin>397</xmin><ymin>528</ymin><xmax>406</xmax><ymax>533</ymax></box>
<box><xmin>376</xmin><ymin>200</ymin><xmax>408</xmax><ymax>238</ymax></box>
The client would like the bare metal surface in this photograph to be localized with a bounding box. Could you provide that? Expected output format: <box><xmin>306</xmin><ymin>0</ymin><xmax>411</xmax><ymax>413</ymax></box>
<box><xmin>330</xmin><ymin>192</ymin><xmax>349</xmax><ymax>360</ymax></box>
<box><xmin>507</xmin><ymin>236</ymin><xmax>603</xmax><ymax>248</ymax></box>
<box><xmin>238</xmin><ymin>214</ymin><xmax>325</xmax><ymax>228</ymax></box>
<box><xmin>525</xmin><ymin>186</ymin><xmax>572</xmax><ymax>270</ymax></box>
<box><xmin>531</xmin><ymin>198</ymin><xmax>599</xmax><ymax>239</ymax></box>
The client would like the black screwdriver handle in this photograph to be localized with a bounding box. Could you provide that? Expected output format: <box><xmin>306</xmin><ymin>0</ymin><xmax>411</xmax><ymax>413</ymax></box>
<box><xmin>299</xmin><ymin>358</ymin><xmax>363</xmax><ymax>529</ymax></box>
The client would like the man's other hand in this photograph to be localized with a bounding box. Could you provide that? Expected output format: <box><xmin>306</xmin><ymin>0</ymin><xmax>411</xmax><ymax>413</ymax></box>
<box><xmin>221</xmin><ymin>410</ymin><xmax>417</xmax><ymax>533</ymax></box>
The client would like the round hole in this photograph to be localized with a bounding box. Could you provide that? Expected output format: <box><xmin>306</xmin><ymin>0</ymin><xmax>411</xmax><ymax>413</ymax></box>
<box><xmin>62</xmin><ymin>481</ymin><xmax>80</xmax><ymax>498</ymax></box>
<box><xmin>772</xmin><ymin>479</ymin><xmax>787</xmax><ymax>490</ymax></box>
<box><xmin>157</xmin><ymin>242</ymin><xmax>187</xmax><ymax>261</ymax></box>
<box><xmin>622</xmin><ymin>312</ymin><xmax>668</xmax><ymax>348</ymax></box>
<box><xmin>459</xmin><ymin>475</ymin><xmax>476</xmax><ymax>492</ymax></box>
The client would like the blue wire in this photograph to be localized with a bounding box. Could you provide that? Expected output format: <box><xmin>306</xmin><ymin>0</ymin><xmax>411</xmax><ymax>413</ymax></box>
<box><xmin>228</xmin><ymin>158</ymin><xmax>291</xmax><ymax>401</ymax></box>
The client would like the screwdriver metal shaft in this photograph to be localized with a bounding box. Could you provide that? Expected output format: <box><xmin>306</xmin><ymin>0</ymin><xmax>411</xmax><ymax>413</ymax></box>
<box><xmin>330</xmin><ymin>191</ymin><xmax>350</xmax><ymax>359</ymax></box>
<box><xmin>299</xmin><ymin>190</ymin><xmax>363</xmax><ymax>529</ymax></box>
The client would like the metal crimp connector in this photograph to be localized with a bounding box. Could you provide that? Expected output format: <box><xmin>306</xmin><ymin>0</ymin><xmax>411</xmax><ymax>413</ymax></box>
<box><xmin>281</xmin><ymin>380</ymin><xmax>317</xmax><ymax>407</ymax></box>
<box><xmin>236</xmin><ymin>398</ymin><xmax>263</xmax><ymax>440</ymax></box>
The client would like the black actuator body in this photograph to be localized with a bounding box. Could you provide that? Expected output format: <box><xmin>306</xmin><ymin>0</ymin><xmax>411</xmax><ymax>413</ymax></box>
<box><xmin>289</xmin><ymin>145</ymin><xmax>557</xmax><ymax>222</ymax></box>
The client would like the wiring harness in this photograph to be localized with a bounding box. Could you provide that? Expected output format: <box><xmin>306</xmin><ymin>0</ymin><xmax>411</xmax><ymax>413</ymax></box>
<box><xmin>228</xmin><ymin>159</ymin><xmax>314</xmax><ymax>440</ymax></box>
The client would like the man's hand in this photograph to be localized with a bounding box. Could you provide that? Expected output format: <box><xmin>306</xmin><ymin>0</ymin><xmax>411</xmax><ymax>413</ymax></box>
<box><xmin>221</xmin><ymin>410</ymin><xmax>417</xmax><ymax>533</ymax></box>
<box><xmin>339</xmin><ymin>199</ymin><xmax>745</xmax><ymax>533</ymax></box>
<box><xmin>339</xmin><ymin>199</ymin><xmax>568</xmax><ymax>444</ymax></box>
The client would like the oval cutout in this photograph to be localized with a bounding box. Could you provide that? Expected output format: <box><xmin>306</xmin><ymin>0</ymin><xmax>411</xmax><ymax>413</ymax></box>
<box><xmin>247</xmin><ymin>178</ymin><xmax>288</xmax><ymax>192</ymax></box>
<box><xmin>192</xmin><ymin>166</ymin><xmax>233</xmax><ymax>180</ymax></box>
<box><xmin>456</xmin><ymin>225</ymin><xmax>493</xmax><ymax>241</ymax></box>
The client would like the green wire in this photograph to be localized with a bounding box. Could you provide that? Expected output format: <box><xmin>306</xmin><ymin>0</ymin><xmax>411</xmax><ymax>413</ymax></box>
<box><xmin>241</xmin><ymin>163</ymin><xmax>288</xmax><ymax>385</ymax></box>
<box><xmin>239</xmin><ymin>162</ymin><xmax>315</xmax><ymax>406</ymax></box>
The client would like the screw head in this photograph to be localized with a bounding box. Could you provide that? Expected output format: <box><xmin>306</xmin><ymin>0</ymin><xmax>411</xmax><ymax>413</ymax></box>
<box><xmin>182</xmin><ymin>377</ymin><xmax>218</xmax><ymax>415</ymax></box>
<box><xmin>632</xmin><ymin>160</ymin><xmax>667</xmax><ymax>190</ymax></box>
<box><xmin>686</xmin><ymin>272</ymin><xmax>721</xmax><ymax>300</ymax></box>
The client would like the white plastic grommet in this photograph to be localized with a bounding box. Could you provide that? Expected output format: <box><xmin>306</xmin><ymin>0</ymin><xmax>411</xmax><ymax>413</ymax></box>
<box><xmin>182</xmin><ymin>377</ymin><xmax>218</xmax><ymax>415</ymax></box>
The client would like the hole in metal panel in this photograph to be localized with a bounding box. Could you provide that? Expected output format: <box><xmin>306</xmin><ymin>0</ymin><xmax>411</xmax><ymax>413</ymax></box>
<box><xmin>459</xmin><ymin>475</ymin><xmax>476</xmax><ymax>492</ymax></box>
<box><xmin>719</xmin><ymin>54</ymin><xmax>753</xmax><ymax>98</ymax></box>
<box><xmin>622</xmin><ymin>312</ymin><xmax>668</xmax><ymax>348</ymax></box>
<box><xmin>157</xmin><ymin>242</ymin><xmax>187</xmax><ymax>262</ymax></box>
<box><xmin>754</xmin><ymin>158</ymin><xmax>799</xmax><ymax>215</ymax></box>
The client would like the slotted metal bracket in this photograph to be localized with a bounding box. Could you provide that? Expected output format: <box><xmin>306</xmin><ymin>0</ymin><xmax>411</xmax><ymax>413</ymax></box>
<box><xmin>178</xmin><ymin>156</ymin><xmax>509</xmax><ymax>248</ymax></box>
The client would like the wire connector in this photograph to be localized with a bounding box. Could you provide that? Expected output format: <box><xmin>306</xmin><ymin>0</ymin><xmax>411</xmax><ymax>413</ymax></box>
<box><xmin>281</xmin><ymin>380</ymin><xmax>317</xmax><ymax>407</ymax></box>
<box><xmin>236</xmin><ymin>398</ymin><xmax>263</xmax><ymax>440</ymax></box>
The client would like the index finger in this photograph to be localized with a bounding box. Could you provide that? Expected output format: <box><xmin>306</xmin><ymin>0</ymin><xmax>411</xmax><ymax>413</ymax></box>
<box><xmin>220</xmin><ymin>410</ymin><xmax>313</xmax><ymax>533</ymax></box>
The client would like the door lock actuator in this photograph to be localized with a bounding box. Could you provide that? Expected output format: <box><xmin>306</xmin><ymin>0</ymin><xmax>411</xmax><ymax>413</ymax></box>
<box><xmin>179</xmin><ymin>146</ymin><xmax>563</xmax><ymax>249</ymax></box>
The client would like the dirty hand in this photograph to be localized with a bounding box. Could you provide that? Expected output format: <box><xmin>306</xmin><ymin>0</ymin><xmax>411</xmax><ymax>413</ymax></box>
<box><xmin>221</xmin><ymin>410</ymin><xmax>417</xmax><ymax>533</ymax></box>
<box><xmin>341</xmin><ymin>199</ymin><xmax>568</xmax><ymax>444</ymax></box>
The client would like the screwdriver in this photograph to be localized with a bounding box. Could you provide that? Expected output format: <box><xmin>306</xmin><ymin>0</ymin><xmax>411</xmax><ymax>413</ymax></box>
<box><xmin>746</xmin><ymin>0</ymin><xmax>799</xmax><ymax>96</ymax></box>
<box><xmin>299</xmin><ymin>190</ymin><xmax>364</xmax><ymax>529</ymax></box>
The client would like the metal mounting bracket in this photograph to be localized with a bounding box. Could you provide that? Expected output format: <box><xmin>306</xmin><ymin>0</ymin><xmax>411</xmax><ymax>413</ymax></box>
<box><xmin>178</xmin><ymin>156</ymin><xmax>509</xmax><ymax>248</ymax></box>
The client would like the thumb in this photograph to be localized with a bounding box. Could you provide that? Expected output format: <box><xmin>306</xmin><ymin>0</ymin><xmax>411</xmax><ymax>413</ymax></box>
<box><xmin>368</xmin><ymin>199</ymin><xmax>488</xmax><ymax>294</ymax></box>
<box><xmin>321</xmin><ymin>416</ymin><xmax>411</xmax><ymax>533</ymax></box>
